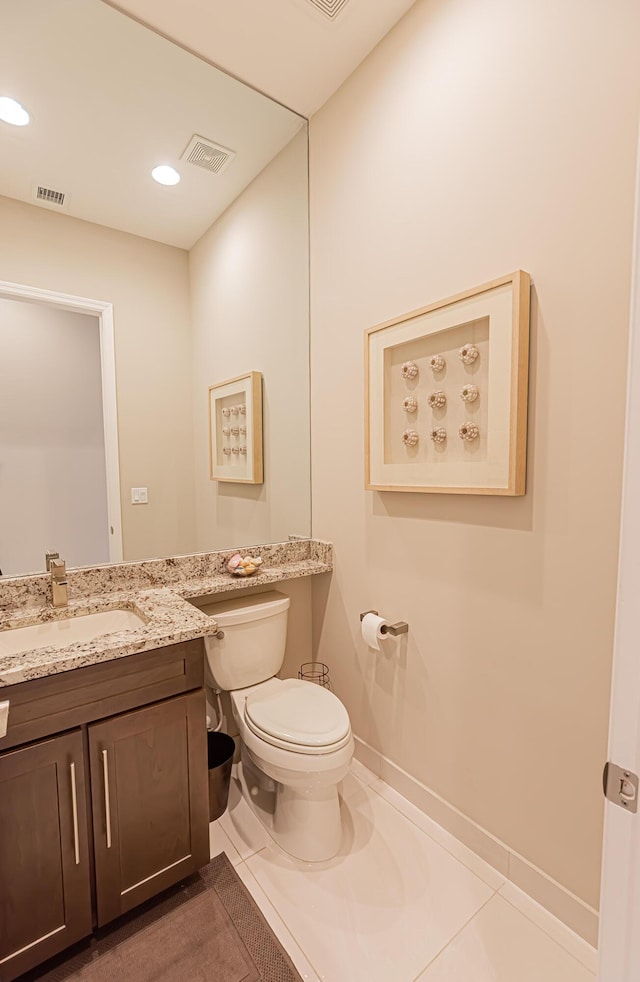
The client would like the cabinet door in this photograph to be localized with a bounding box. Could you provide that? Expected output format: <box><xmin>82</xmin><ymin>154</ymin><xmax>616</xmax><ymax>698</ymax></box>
<box><xmin>0</xmin><ymin>730</ymin><xmax>92</xmax><ymax>981</ymax></box>
<box><xmin>89</xmin><ymin>690</ymin><xmax>209</xmax><ymax>926</ymax></box>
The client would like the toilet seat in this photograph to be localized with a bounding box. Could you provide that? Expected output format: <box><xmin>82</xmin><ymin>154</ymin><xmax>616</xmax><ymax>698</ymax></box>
<box><xmin>244</xmin><ymin>678</ymin><xmax>351</xmax><ymax>755</ymax></box>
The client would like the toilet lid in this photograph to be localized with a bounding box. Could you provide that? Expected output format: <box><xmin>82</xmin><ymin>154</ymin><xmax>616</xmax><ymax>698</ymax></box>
<box><xmin>244</xmin><ymin>678</ymin><xmax>351</xmax><ymax>749</ymax></box>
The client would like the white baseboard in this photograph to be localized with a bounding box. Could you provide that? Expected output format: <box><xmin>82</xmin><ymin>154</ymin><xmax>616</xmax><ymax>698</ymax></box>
<box><xmin>353</xmin><ymin>736</ymin><xmax>599</xmax><ymax>947</ymax></box>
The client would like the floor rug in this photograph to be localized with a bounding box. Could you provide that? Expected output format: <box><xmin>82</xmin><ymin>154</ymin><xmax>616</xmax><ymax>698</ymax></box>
<box><xmin>24</xmin><ymin>853</ymin><xmax>302</xmax><ymax>982</ymax></box>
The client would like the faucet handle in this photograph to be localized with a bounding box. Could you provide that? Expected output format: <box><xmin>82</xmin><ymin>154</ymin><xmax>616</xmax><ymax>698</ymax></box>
<box><xmin>50</xmin><ymin>557</ymin><xmax>66</xmax><ymax>577</ymax></box>
<box><xmin>45</xmin><ymin>551</ymin><xmax>60</xmax><ymax>571</ymax></box>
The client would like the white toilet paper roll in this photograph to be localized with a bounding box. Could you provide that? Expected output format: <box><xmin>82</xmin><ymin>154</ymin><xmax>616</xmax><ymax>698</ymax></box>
<box><xmin>361</xmin><ymin>613</ymin><xmax>390</xmax><ymax>651</ymax></box>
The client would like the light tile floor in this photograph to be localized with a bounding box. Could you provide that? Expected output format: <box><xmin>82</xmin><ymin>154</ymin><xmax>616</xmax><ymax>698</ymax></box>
<box><xmin>209</xmin><ymin>760</ymin><xmax>598</xmax><ymax>982</ymax></box>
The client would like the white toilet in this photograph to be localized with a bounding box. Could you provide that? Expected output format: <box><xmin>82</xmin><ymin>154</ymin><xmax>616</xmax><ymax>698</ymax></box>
<box><xmin>200</xmin><ymin>590</ymin><xmax>354</xmax><ymax>862</ymax></box>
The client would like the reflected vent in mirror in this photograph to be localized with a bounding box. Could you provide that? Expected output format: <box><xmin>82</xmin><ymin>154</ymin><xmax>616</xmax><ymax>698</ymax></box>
<box><xmin>32</xmin><ymin>184</ymin><xmax>68</xmax><ymax>209</ymax></box>
<box><xmin>305</xmin><ymin>0</ymin><xmax>351</xmax><ymax>18</ymax></box>
<box><xmin>181</xmin><ymin>135</ymin><xmax>235</xmax><ymax>176</ymax></box>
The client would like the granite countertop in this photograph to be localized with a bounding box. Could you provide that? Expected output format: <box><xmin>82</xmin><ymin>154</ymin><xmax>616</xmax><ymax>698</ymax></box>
<box><xmin>0</xmin><ymin>547</ymin><xmax>332</xmax><ymax>688</ymax></box>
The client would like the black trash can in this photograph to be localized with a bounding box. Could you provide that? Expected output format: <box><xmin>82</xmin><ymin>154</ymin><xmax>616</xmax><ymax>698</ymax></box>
<box><xmin>207</xmin><ymin>731</ymin><xmax>236</xmax><ymax>822</ymax></box>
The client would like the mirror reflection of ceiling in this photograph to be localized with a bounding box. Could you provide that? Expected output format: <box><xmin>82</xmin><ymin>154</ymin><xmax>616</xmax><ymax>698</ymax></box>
<box><xmin>0</xmin><ymin>0</ymin><xmax>305</xmax><ymax>248</ymax></box>
<box><xmin>109</xmin><ymin>0</ymin><xmax>418</xmax><ymax>117</ymax></box>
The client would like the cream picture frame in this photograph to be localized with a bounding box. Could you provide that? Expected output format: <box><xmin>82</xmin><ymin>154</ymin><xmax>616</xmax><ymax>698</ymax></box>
<box><xmin>209</xmin><ymin>371</ymin><xmax>263</xmax><ymax>484</ymax></box>
<box><xmin>365</xmin><ymin>271</ymin><xmax>530</xmax><ymax>495</ymax></box>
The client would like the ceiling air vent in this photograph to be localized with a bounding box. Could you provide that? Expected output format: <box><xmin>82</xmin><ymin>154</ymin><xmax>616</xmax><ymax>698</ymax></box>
<box><xmin>305</xmin><ymin>0</ymin><xmax>351</xmax><ymax>19</ymax></box>
<box><xmin>181</xmin><ymin>135</ymin><xmax>235</xmax><ymax>176</ymax></box>
<box><xmin>36</xmin><ymin>185</ymin><xmax>65</xmax><ymax>206</ymax></box>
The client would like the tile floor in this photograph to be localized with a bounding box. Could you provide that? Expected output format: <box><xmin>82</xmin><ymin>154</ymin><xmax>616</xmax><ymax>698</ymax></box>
<box><xmin>209</xmin><ymin>759</ymin><xmax>598</xmax><ymax>982</ymax></box>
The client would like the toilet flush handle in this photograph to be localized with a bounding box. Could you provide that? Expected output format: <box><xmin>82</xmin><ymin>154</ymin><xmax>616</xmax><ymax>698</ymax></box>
<box><xmin>215</xmin><ymin>630</ymin><xmax>225</xmax><ymax>640</ymax></box>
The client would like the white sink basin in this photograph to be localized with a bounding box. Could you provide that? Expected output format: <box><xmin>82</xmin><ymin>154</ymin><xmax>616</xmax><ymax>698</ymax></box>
<box><xmin>0</xmin><ymin>609</ymin><xmax>146</xmax><ymax>657</ymax></box>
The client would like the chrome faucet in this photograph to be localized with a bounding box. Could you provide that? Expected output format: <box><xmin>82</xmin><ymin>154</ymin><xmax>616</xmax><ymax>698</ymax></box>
<box><xmin>50</xmin><ymin>558</ymin><xmax>68</xmax><ymax>608</ymax></box>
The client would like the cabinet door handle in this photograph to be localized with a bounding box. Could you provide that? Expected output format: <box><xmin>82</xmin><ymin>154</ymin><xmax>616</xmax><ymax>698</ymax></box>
<box><xmin>70</xmin><ymin>761</ymin><xmax>80</xmax><ymax>866</ymax></box>
<box><xmin>101</xmin><ymin>749</ymin><xmax>112</xmax><ymax>849</ymax></box>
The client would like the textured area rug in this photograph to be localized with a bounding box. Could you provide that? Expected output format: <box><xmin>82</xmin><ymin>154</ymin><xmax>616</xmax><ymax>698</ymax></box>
<box><xmin>25</xmin><ymin>854</ymin><xmax>302</xmax><ymax>982</ymax></box>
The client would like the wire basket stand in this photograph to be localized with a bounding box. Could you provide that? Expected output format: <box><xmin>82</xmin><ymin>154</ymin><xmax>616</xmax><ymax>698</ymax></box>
<box><xmin>298</xmin><ymin>662</ymin><xmax>332</xmax><ymax>690</ymax></box>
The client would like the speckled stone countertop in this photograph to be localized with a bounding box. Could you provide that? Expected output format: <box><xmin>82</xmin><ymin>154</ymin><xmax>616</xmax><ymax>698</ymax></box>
<box><xmin>0</xmin><ymin>539</ymin><xmax>332</xmax><ymax>687</ymax></box>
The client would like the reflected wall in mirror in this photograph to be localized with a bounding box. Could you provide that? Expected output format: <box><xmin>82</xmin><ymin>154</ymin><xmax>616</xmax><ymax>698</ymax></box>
<box><xmin>0</xmin><ymin>0</ymin><xmax>310</xmax><ymax>578</ymax></box>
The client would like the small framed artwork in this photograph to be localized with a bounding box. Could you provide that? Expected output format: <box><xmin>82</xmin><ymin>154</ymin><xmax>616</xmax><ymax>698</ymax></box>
<box><xmin>209</xmin><ymin>371</ymin><xmax>263</xmax><ymax>484</ymax></box>
<box><xmin>365</xmin><ymin>271</ymin><xmax>530</xmax><ymax>495</ymax></box>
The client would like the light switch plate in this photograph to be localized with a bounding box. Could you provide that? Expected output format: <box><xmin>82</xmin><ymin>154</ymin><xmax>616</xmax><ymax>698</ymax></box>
<box><xmin>131</xmin><ymin>487</ymin><xmax>148</xmax><ymax>504</ymax></box>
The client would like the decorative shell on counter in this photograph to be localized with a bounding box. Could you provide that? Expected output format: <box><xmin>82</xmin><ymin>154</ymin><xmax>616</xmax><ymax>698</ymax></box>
<box><xmin>402</xmin><ymin>429</ymin><xmax>419</xmax><ymax>447</ymax></box>
<box><xmin>402</xmin><ymin>396</ymin><xmax>418</xmax><ymax>414</ymax></box>
<box><xmin>429</xmin><ymin>354</ymin><xmax>446</xmax><ymax>373</ymax></box>
<box><xmin>427</xmin><ymin>390</ymin><xmax>447</xmax><ymax>409</ymax></box>
<box><xmin>430</xmin><ymin>427</ymin><xmax>447</xmax><ymax>444</ymax></box>
<box><xmin>459</xmin><ymin>343</ymin><xmax>479</xmax><ymax>365</ymax></box>
<box><xmin>459</xmin><ymin>421</ymin><xmax>479</xmax><ymax>442</ymax></box>
<box><xmin>401</xmin><ymin>361</ymin><xmax>419</xmax><ymax>380</ymax></box>
<box><xmin>460</xmin><ymin>384</ymin><xmax>479</xmax><ymax>403</ymax></box>
<box><xmin>227</xmin><ymin>552</ymin><xmax>264</xmax><ymax>577</ymax></box>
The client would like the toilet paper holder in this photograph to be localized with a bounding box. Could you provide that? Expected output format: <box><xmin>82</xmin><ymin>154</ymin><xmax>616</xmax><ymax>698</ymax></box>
<box><xmin>359</xmin><ymin>611</ymin><xmax>409</xmax><ymax>637</ymax></box>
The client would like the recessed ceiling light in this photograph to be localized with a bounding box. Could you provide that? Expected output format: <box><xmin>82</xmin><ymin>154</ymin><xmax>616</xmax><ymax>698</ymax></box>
<box><xmin>0</xmin><ymin>96</ymin><xmax>30</xmax><ymax>126</ymax></box>
<box><xmin>151</xmin><ymin>165</ymin><xmax>180</xmax><ymax>186</ymax></box>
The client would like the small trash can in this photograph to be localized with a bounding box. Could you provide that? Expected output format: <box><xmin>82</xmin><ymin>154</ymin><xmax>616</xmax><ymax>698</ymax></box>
<box><xmin>207</xmin><ymin>731</ymin><xmax>235</xmax><ymax>822</ymax></box>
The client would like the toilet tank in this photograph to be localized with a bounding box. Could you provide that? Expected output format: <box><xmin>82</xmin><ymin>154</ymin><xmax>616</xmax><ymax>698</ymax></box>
<box><xmin>198</xmin><ymin>591</ymin><xmax>290</xmax><ymax>691</ymax></box>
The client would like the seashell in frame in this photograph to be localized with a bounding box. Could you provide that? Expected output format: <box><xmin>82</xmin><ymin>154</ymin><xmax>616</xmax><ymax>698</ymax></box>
<box><xmin>222</xmin><ymin>407</ymin><xmax>231</xmax><ymax>418</ymax></box>
<box><xmin>460</xmin><ymin>384</ymin><xmax>479</xmax><ymax>403</ymax></box>
<box><xmin>231</xmin><ymin>405</ymin><xmax>239</xmax><ymax>415</ymax></box>
<box><xmin>240</xmin><ymin>425</ymin><xmax>247</xmax><ymax>436</ymax></box>
<box><xmin>402</xmin><ymin>429</ymin><xmax>419</xmax><ymax>447</ymax></box>
<box><xmin>232</xmin><ymin>446</ymin><xmax>240</xmax><ymax>454</ymax></box>
<box><xmin>430</xmin><ymin>427</ymin><xmax>447</xmax><ymax>444</ymax></box>
<box><xmin>429</xmin><ymin>354</ymin><xmax>446</xmax><ymax>373</ymax></box>
<box><xmin>402</xmin><ymin>396</ymin><xmax>418</xmax><ymax>414</ymax></box>
<box><xmin>427</xmin><ymin>390</ymin><xmax>446</xmax><ymax>409</ymax></box>
<box><xmin>459</xmin><ymin>343</ymin><xmax>479</xmax><ymax>365</ymax></box>
<box><xmin>240</xmin><ymin>445</ymin><xmax>248</xmax><ymax>455</ymax></box>
<box><xmin>401</xmin><ymin>361</ymin><xmax>419</xmax><ymax>380</ymax></box>
<box><xmin>239</xmin><ymin>404</ymin><xmax>247</xmax><ymax>415</ymax></box>
<box><xmin>222</xmin><ymin>426</ymin><xmax>230</xmax><ymax>437</ymax></box>
<box><xmin>459</xmin><ymin>421</ymin><xmax>479</xmax><ymax>442</ymax></box>
<box><xmin>222</xmin><ymin>446</ymin><xmax>232</xmax><ymax>455</ymax></box>
<box><xmin>231</xmin><ymin>426</ymin><xmax>240</xmax><ymax>436</ymax></box>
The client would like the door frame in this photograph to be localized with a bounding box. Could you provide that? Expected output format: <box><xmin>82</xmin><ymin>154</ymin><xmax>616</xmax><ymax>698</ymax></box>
<box><xmin>0</xmin><ymin>279</ymin><xmax>123</xmax><ymax>564</ymax></box>
<box><xmin>597</xmin><ymin>124</ymin><xmax>640</xmax><ymax>978</ymax></box>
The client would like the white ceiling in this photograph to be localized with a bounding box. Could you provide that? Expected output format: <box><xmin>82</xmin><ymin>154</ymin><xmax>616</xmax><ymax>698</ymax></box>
<box><xmin>0</xmin><ymin>0</ymin><xmax>305</xmax><ymax>248</ymax></box>
<box><xmin>0</xmin><ymin>0</ymin><xmax>416</xmax><ymax>248</ymax></box>
<box><xmin>107</xmin><ymin>0</ymin><xmax>418</xmax><ymax>118</ymax></box>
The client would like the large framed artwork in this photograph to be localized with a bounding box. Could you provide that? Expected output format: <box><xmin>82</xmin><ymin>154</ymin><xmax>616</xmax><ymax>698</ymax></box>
<box><xmin>365</xmin><ymin>271</ymin><xmax>531</xmax><ymax>495</ymax></box>
<box><xmin>208</xmin><ymin>371</ymin><xmax>263</xmax><ymax>484</ymax></box>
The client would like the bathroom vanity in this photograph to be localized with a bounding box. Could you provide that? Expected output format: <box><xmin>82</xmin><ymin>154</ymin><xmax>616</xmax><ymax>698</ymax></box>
<box><xmin>0</xmin><ymin>640</ymin><xmax>209</xmax><ymax>981</ymax></box>
<box><xmin>0</xmin><ymin>539</ymin><xmax>332</xmax><ymax>980</ymax></box>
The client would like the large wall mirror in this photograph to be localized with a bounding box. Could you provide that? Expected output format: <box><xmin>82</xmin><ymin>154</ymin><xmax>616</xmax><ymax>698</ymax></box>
<box><xmin>0</xmin><ymin>0</ymin><xmax>310</xmax><ymax>579</ymax></box>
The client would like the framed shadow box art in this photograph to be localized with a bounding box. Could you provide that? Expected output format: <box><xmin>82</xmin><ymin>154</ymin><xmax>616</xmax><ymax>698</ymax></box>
<box><xmin>209</xmin><ymin>371</ymin><xmax>263</xmax><ymax>484</ymax></box>
<box><xmin>365</xmin><ymin>271</ymin><xmax>531</xmax><ymax>496</ymax></box>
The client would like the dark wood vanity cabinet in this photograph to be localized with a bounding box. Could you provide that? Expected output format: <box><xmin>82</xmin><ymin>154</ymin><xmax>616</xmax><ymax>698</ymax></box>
<box><xmin>0</xmin><ymin>641</ymin><xmax>209</xmax><ymax>981</ymax></box>
<box><xmin>89</xmin><ymin>691</ymin><xmax>209</xmax><ymax>926</ymax></box>
<box><xmin>0</xmin><ymin>730</ymin><xmax>92</xmax><ymax>981</ymax></box>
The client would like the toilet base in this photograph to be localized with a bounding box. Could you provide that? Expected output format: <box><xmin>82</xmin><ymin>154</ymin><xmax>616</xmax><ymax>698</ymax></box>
<box><xmin>238</xmin><ymin>754</ymin><xmax>344</xmax><ymax>863</ymax></box>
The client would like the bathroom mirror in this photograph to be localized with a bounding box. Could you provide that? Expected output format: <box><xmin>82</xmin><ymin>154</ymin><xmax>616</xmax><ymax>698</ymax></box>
<box><xmin>0</xmin><ymin>0</ymin><xmax>310</xmax><ymax>578</ymax></box>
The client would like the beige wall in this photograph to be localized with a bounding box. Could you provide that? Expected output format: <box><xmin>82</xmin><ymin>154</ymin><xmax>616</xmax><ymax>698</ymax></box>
<box><xmin>189</xmin><ymin>130</ymin><xmax>311</xmax><ymax>552</ymax></box>
<box><xmin>309</xmin><ymin>0</ymin><xmax>640</xmax><ymax>908</ymax></box>
<box><xmin>0</xmin><ymin>195</ymin><xmax>196</xmax><ymax>563</ymax></box>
